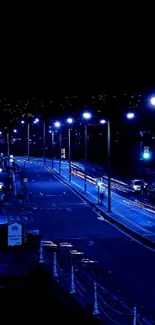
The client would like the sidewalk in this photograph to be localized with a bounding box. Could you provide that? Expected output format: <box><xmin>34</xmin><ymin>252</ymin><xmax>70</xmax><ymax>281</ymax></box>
<box><xmin>43</xmin><ymin>163</ymin><xmax>155</xmax><ymax>248</ymax></box>
<box><xmin>0</xmin><ymin>256</ymin><xmax>102</xmax><ymax>325</ymax></box>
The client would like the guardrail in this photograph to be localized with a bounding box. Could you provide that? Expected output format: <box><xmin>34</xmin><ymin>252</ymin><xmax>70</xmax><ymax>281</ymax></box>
<box><xmin>39</xmin><ymin>241</ymin><xmax>152</xmax><ymax>325</ymax></box>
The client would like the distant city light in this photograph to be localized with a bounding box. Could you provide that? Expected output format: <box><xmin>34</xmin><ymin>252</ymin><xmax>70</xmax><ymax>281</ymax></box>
<box><xmin>21</xmin><ymin>120</ymin><xmax>25</xmax><ymax>124</ymax></box>
<box><xmin>100</xmin><ymin>119</ymin><xmax>106</xmax><ymax>124</ymax></box>
<box><xmin>49</xmin><ymin>130</ymin><xmax>52</xmax><ymax>133</ymax></box>
<box><xmin>0</xmin><ymin>132</ymin><xmax>2</xmax><ymax>135</ymax></box>
<box><xmin>67</xmin><ymin>118</ymin><xmax>73</xmax><ymax>124</ymax></box>
<box><xmin>54</xmin><ymin>121</ymin><xmax>61</xmax><ymax>128</ymax></box>
<box><xmin>150</xmin><ymin>97</ymin><xmax>155</xmax><ymax>106</ymax></box>
<box><xmin>143</xmin><ymin>152</ymin><xmax>150</xmax><ymax>159</ymax></box>
<box><xmin>126</xmin><ymin>112</ymin><xmax>135</xmax><ymax>119</ymax></box>
<box><xmin>35</xmin><ymin>118</ymin><xmax>39</xmax><ymax>123</ymax></box>
<box><xmin>13</xmin><ymin>129</ymin><xmax>17</xmax><ymax>133</ymax></box>
<box><xmin>83</xmin><ymin>112</ymin><xmax>91</xmax><ymax>119</ymax></box>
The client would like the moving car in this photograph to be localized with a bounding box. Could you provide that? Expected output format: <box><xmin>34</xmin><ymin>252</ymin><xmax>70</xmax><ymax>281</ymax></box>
<box><xmin>131</xmin><ymin>179</ymin><xmax>147</xmax><ymax>192</ymax></box>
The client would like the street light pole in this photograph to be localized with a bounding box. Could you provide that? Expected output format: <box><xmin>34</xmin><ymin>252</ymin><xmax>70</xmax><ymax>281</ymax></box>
<box><xmin>43</xmin><ymin>121</ymin><xmax>46</xmax><ymax>165</ymax></box>
<box><xmin>7</xmin><ymin>132</ymin><xmax>10</xmax><ymax>159</ymax></box>
<box><xmin>84</xmin><ymin>124</ymin><xmax>88</xmax><ymax>192</ymax></box>
<box><xmin>51</xmin><ymin>130</ymin><xmax>54</xmax><ymax>169</ymax></box>
<box><xmin>107</xmin><ymin>120</ymin><xmax>111</xmax><ymax>212</ymax></box>
<box><xmin>27</xmin><ymin>123</ymin><xmax>30</xmax><ymax>161</ymax></box>
<box><xmin>68</xmin><ymin>127</ymin><xmax>71</xmax><ymax>182</ymax></box>
<box><xmin>59</xmin><ymin>131</ymin><xmax>62</xmax><ymax>174</ymax></box>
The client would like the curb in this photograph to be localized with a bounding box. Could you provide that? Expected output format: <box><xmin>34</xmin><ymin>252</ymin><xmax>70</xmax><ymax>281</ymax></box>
<box><xmin>44</xmin><ymin>166</ymin><xmax>155</xmax><ymax>250</ymax></box>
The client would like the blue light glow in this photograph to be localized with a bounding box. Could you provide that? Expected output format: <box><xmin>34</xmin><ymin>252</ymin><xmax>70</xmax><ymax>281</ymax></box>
<box><xmin>143</xmin><ymin>152</ymin><xmax>150</xmax><ymax>159</ymax></box>
<box><xmin>150</xmin><ymin>97</ymin><xmax>155</xmax><ymax>106</ymax></box>
<box><xmin>54</xmin><ymin>121</ymin><xmax>61</xmax><ymax>128</ymax></box>
<box><xmin>100</xmin><ymin>119</ymin><xmax>106</xmax><ymax>124</ymax></box>
<box><xmin>67</xmin><ymin>118</ymin><xmax>73</xmax><ymax>124</ymax></box>
<box><xmin>126</xmin><ymin>112</ymin><xmax>135</xmax><ymax>119</ymax></box>
<box><xmin>83</xmin><ymin>112</ymin><xmax>91</xmax><ymax>119</ymax></box>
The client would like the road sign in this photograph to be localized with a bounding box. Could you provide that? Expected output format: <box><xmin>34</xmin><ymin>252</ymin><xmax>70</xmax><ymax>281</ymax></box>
<box><xmin>144</xmin><ymin>146</ymin><xmax>149</xmax><ymax>153</ymax></box>
<box><xmin>23</xmin><ymin>177</ymin><xmax>28</xmax><ymax>183</ymax></box>
<box><xmin>61</xmin><ymin>148</ymin><xmax>66</xmax><ymax>159</ymax></box>
<box><xmin>8</xmin><ymin>223</ymin><xmax>22</xmax><ymax>246</ymax></box>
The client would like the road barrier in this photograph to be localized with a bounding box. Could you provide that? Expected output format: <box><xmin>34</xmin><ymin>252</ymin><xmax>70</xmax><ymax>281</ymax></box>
<box><xmin>39</xmin><ymin>240</ymin><xmax>151</xmax><ymax>325</ymax></box>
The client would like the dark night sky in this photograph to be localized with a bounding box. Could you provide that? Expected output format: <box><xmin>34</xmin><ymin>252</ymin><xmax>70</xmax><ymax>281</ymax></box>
<box><xmin>0</xmin><ymin>10</ymin><xmax>154</xmax><ymax>103</ymax></box>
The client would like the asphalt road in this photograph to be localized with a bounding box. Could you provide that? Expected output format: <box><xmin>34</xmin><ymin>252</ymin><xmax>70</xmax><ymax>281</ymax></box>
<box><xmin>16</xmin><ymin>160</ymin><xmax>155</xmax><ymax>320</ymax></box>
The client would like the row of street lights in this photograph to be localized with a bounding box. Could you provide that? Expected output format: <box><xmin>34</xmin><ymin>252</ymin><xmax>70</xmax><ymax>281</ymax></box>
<box><xmin>0</xmin><ymin>111</ymin><xmax>136</xmax><ymax>213</ymax></box>
<box><xmin>2</xmin><ymin>94</ymin><xmax>155</xmax><ymax>212</ymax></box>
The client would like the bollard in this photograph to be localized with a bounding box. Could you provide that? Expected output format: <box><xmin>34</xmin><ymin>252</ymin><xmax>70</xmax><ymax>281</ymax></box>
<box><xmin>92</xmin><ymin>281</ymin><xmax>100</xmax><ymax>315</ymax></box>
<box><xmin>39</xmin><ymin>241</ymin><xmax>44</xmax><ymax>264</ymax></box>
<box><xmin>70</xmin><ymin>265</ymin><xmax>76</xmax><ymax>294</ymax></box>
<box><xmin>133</xmin><ymin>306</ymin><xmax>136</xmax><ymax>325</ymax></box>
<box><xmin>53</xmin><ymin>251</ymin><xmax>58</xmax><ymax>278</ymax></box>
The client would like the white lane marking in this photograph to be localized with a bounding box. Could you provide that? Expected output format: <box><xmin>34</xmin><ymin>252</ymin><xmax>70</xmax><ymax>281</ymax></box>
<box><xmin>44</xmin><ymin>166</ymin><xmax>86</xmax><ymax>204</ymax></box>
<box><xmin>40</xmin><ymin>192</ymin><xmax>44</xmax><ymax>196</ymax></box>
<box><xmin>63</xmin><ymin>192</ymin><xmax>66</xmax><ymax>194</ymax></box>
<box><xmin>21</xmin><ymin>158</ymin><xmax>155</xmax><ymax>252</ymax></box>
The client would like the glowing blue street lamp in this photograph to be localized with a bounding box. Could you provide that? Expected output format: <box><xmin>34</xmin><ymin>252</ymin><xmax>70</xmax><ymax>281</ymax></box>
<box><xmin>83</xmin><ymin>112</ymin><xmax>91</xmax><ymax>120</ymax></box>
<box><xmin>150</xmin><ymin>97</ymin><xmax>155</xmax><ymax>106</ymax></box>
<box><xmin>126</xmin><ymin>112</ymin><xmax>135</xmax><ymax>119</ymax></box>
<box><xmin>67</xmin><ymin>118</ymin><xmax>73</xmax><ymax>182</ymax></box>
<box><xmin>82</xmin><ymin>112</ymin><xmax>92</xmax><ymax>191</ymax></box>
<box><xmin>54</xmin><ymin>121</ymin><xmax>61</xmax><ymax>128</ymax></box>
<box><xmin>100</xmin><ymin>119</ymin><xmax>106</xmax><ymax>124</ymax></box>
<box><xmin>143</xmin><ymin>152</ymin><xmax>150</xmax><ymax>159</ymax></box>
<box><xmin>67</xmin><ymin>118</ymin><xmax>73</xmax><ymax>124</ymax></box>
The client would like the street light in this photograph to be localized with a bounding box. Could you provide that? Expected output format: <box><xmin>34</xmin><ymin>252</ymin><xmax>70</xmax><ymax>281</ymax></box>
<box><xmin>100</xmin><ymin>119</ymin><xmax>111</xmax><ymax>213</ymax></box>
<box><xmin>67</xmin><ymin>118</ymin><xmax>73</xmax><ymax>182</ymax></box>
<box><xmin>34</xmin><ymin>118</ymin><xmax>46</xmax><ymax>165</ymax></box>
<box><xmin>54</xmin><ymin>121</ymin><xmax>61</xmax><ymax>128</ymax></box>
<box><xmin>126</xmin><ymin>112</ymin><xmax>135</xmax><ymax>119</ymax></box>
<box><xmin>49</xmin><ymin>128</ymin><xmax>55</xmax><ymax>169</ymax></box>
<box><xmin>21</xmin><ymin>120</ymin><xmax>30</xmax><ymax>160</ymax></box>
<box><xmin>82</xmin><ymin>112</ymin><xmax>92</xmax><ymax>191</ymax></box>
<box><xmin>13</xmin><ymin>129</ymin><xmax>17</xmax><ymax>133</ymax></box>
<box><xmin>54</xmin><ymin>121</ymin><xmax>61</xmax><ymax>173</ymax></box>
<box><xmin>100</xmin><ymin>119</ymin><xmax>106</xmax><ymax>124</ymax></box>
<box><xmin>143</xmin><ymin>152</ymin><xmax>150</xmax><ymax>159</ymax></box>
<box><xmin>83</xmin><ymin>112</ymin><xmax>91</xmax><ymax>119</ymax></box>
<box><xmin>150</xmin><ymin>97</ymin><xmax>155</xmax><ymax>106</ymax></box>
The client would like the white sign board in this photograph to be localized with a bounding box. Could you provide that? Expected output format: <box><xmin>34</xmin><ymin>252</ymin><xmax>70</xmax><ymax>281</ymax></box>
<box><xmin>61</xmin><ymin>148</ymin><xmax>66</xmax><ymax>159</ymax></box>
<box><xmin>23</xmin><ymin>177</ymin><xmax>28</xmax><ymax>183</ymax></box>
<box><xmin>144</xmin><ymin>146</ymin><xmax>149</xmax><ymax>153</ymax></box>
<box><xmin>8</xmin><ymin>223</ymin><xmax>22</xmax><ymax>246</ymax></box>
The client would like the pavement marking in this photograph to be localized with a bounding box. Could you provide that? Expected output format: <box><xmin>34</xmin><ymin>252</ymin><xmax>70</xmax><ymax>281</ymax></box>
<box><xmin>40</xmin><ymin>192</ymin><xmax>44</xmax><ymax>196</ymax></box>
<box><xmin>66</xmin><ymin>208</ymin><xmax>72</xmax><ymax>212</ymax></box>
<box><xmin>63</xmin><ymin>192</ymin><xmax>66</xmax><ymax>194</ymax></box>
